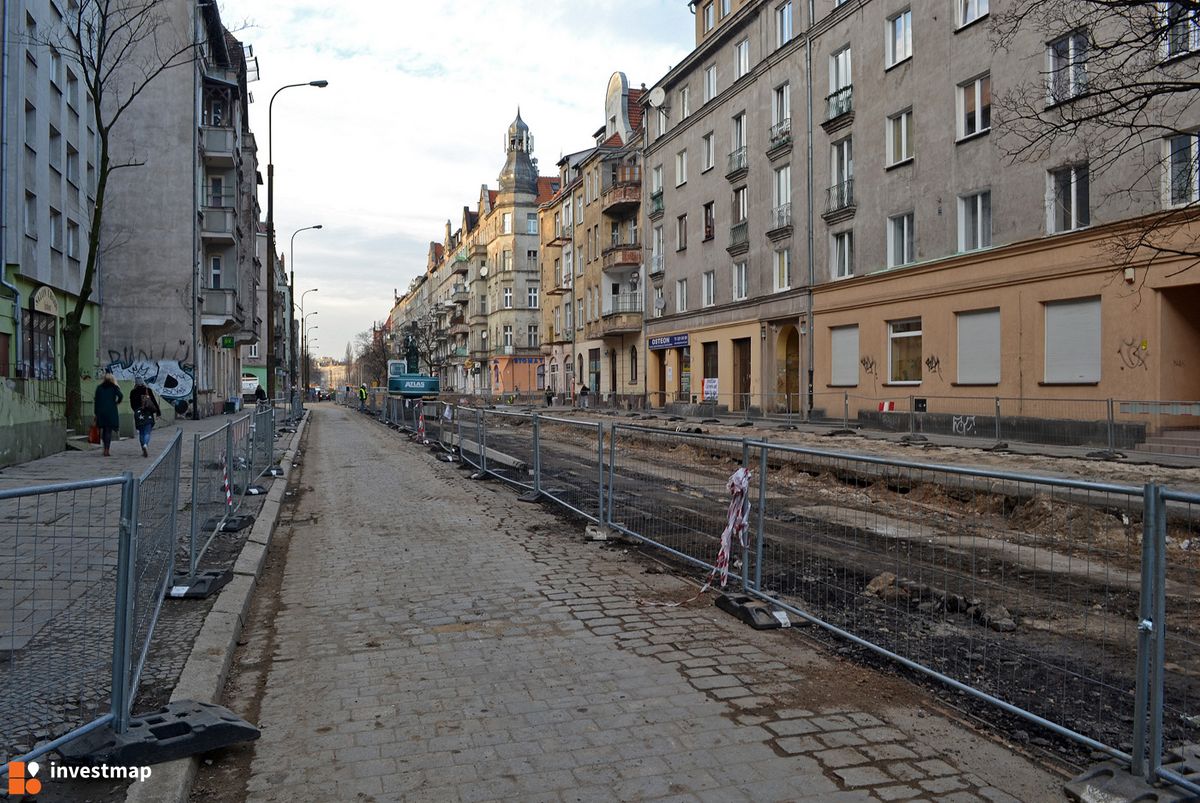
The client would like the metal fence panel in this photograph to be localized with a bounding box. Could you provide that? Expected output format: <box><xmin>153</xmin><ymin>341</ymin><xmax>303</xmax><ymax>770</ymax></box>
<box><xmin>457</xmin><ymin>406</ymin><xmax>483</xmax><ymax>470</ymax></box>
<box><xmin>188</xmin><ymin>423</ymin><xmax>232</xmax><ymax>577</ymax></box>
<box><xmin>605</xmin><ymin>424</ymin><xmax>748</xmax><ymax>574</ymax></box>
<box><xmin>538</xmin><ymin>416</ymin><xmax>605</xmax><ymax>523</ymax></box>
<box><xmin>0</xmin><ymin>475</ymin><xmax>130</xmax><ymax>763</ymax></box>
<box><xmin>749</xmin><ymin>441</ymin><xmax>1144</xmax><ymax>759</ymax></box>
<box><xmin>252</xmin><ymin>407</ymin><xmax>274</xmax><ymax>477</ymax></box>
<box><xmin>480</xmin><ymin>409</ymin><xmax>535</xmax><ymax>490</ymax></box>
<box><xmin>229</xmin><ymin>414</ymin><xmax>253</xmax><ymax>510</ymax></box>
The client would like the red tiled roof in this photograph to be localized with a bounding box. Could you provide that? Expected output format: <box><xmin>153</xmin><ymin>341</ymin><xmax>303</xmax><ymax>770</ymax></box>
<box><xmin>432</xmin><ymin>243</ymin><xmax>444</xmax><ymax>260</ymax></box>
<box><xmin>601</xmin><ymin>132</ymin><xmax>623</xmax><ymax>148</ymax></box>
<box><xmin>488</xmin><ymin>190</ymin><xmax>498</xmax><ymax>206</ymax></box>
<box><xmin>536</xmin><ymin>176</ymin><xmax>560</xmax><ymax>204</ymax></box>
<box><xmin>627</xmin><ymin>88</ymin><xmax>645</xmax><ymax>132</ymax></box>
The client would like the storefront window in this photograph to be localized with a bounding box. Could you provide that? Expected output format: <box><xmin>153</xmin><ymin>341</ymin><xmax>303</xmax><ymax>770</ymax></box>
<box><xmin>22</xmin><ymin>309</ymin><xmax>56</xmax><ymax>379</ymax></box>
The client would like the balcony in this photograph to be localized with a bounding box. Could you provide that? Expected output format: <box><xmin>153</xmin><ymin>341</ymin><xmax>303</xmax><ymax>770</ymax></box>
<box><xmin>470</xmin><ymin>243</ymin><xmax>487</xmax><ymax>258</ymax></box>
<box><xmin>549</xmin><ymin>225</ymin><xmax>571</xmax><ymax>246</ymax></box>
<box><xmin>823</xmin><ymin>86</ymin><xmax>854</xmax><ymax>134</ymax></box>
<box><xmin>726</xmin><ymin>147</ymin><xmax>749</xmax><ymax>181</ymax></box>
<box><xmin>601</xmin><ymin>180</ymin><xmax>641</xmax><ymax>217</ymax></box>
<box><xmin>450</xmin><ymin>254</ymin><xmax>469</xmax><ymax>275</ymax></box>
<box><xmin>201</xmin><ymin>126</ymin><xmax>236</xmax><ymax>166</ymax></box>
<box><xmin>648</xmin><ymin>189</ymin><xmax>664</xmax><ymax>219</ymax></box>
<box><xmin>767</xmin><ymin>202</ymin><xmax>793</xmax><ymax>240</ymax></box>
<box><xmin>200</xmin><ymin>206</ymin><xmax>236</xmax><ymax>243</ymax></box>
<box><xmin>727</xmin><ymin>220</ymin><xmax>749</xmax><ymax>255</ymax></box>
<box><xmin>823</xmin><ymin>179</ymin><xmax>856</xmax><ymax>224</ymax></box>
<box><xmin>767</xmin><ymin>118</ymin><xmax>792</xmax><ymax>159</ymax></box>
<box><xmin>448</xmin><ymin>317</ymin><xmax>470</xmax><ymax>336</ymax></box>
<box><xmin>450</xmin><ymin>345</ymin><xmax>469</xmax><ymax>358</ymax></box>
<box><xmin>602</xmin><ymin>243</ymin><xmax>641</xmax><ymax>270</ymax></box>
<box><xmin>200</xmin><ymin>287</ymin><xmax>237</xmax><ymax>330</ymax></box>
<box><xmin>493</xmin><ymin>344</ymin><xmax>517</xmax><ymax>356</ymax></box>
<box><xmin>648</xmin><ymin>253</ymin><xmax>664</xmax><ymax>277</ymax></box>
<box><xmin>450</xmin><ymin>283</ymin><xmax>470</xmax><ymax>303</ymax></box>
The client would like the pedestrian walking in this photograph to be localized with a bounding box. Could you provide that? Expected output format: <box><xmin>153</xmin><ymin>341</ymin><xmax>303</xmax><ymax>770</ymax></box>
<box><xmin>357</xmin><ymin>383</ymin><xmax>368</xmax><ymax>411</ymax></box>
<box><xmin>545</xmin><ymin>387</ymin><xmax>554</xmax><ymax>407</ymax></box>
<box><xmin>254</xmin><ymin>383</ymin><xmax>267</xmax><ymax>407</ymax></box>
<box><xmin>579</xmin><ymin>383</ymin><xmax>590</xmax><ymax>409</ymax></box>
<box><xmin>130</xmin><ymin>377</ymin><xmax>162</xmax><ymax>457</ymax></box>
<box><xmin>93</xmin><ymin>373</ymin><xmax>123</xmax><ymax>457</ymax></box>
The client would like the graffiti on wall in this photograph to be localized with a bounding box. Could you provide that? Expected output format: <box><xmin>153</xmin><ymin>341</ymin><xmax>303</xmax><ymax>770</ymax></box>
<box><xmin>106</xmin><ymin>344</ymin><xmax>194</xmax><ymax>400</ymax></box>
<box><xmin>924</xmin><ymin>354</ymin><xmax>943</xmax><ymax>380</ymax></box>
<box><xmin>1116</xmin><ymin>338</ymin><xmax>1149</xmax><ymax>371</ymax></box>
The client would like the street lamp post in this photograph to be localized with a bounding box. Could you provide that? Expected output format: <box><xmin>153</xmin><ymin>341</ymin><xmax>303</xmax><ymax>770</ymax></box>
<box><xmin>303</xmin><ymin>313</ymin><xmax>319</xmax><ymax>391</ymax></box>
<box><xmin>265</xmin><ymin>80</ymin><xmax>327</xmax><ymax>400</ymax></box>
<box><xmin>289</xmin><ymin>225</ymin><xmax>324</xmax><ymax>394</ymax></box>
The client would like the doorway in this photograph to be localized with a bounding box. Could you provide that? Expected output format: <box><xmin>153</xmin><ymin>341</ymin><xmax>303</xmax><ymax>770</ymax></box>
<box><xmin>732</xmin><ymin>338</ymin><xmax>751</xmax><ymax>411</ymax></box>
<box><xmin>776</xmin><ymin>325</ymin><xmax>800</xmax><ymax>413</ymax></box>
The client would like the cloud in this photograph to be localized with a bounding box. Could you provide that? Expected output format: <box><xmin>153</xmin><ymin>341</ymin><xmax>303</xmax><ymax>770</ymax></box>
<box><xmin>240</xmin><ymin>0</ymin><xmax>692</xmax><ymax>358</ymax></box>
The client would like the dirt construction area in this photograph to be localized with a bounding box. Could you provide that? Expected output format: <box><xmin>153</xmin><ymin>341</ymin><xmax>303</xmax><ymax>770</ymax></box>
<box><xmin>189</xmin><ymin>404</ymin><xmax>1067</xmax><ymax>802</ymax></box>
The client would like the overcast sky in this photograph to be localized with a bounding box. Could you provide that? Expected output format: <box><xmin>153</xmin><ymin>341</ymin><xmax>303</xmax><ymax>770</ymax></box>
<box><xmin>240</xmin><ymin>1</ymin><xmax>694</xmax><ymax>366</ymax></box>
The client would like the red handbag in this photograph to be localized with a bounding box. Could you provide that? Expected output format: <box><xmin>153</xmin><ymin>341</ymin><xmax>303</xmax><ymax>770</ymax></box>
<box><xmin>88</xmin><ymin>419</ymin><xmax>101</xmax><ymax>444</ymax></box>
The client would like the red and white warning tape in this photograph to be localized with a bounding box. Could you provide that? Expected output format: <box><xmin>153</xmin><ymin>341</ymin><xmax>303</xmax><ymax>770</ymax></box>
<box><xmin>222</xmin><ymin>452</ymin><xmax>232</xmax><ymax>508</ymax></box>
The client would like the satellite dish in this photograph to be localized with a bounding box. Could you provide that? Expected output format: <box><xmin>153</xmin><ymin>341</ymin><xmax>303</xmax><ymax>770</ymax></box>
<box><xmin>647</xmin><ymin>87</ymin><xmax>666</xmax><ymax>108</ymax></box>
<box><xmin>628</xmin><ymin>272</ymin><xmax>639</xmax><ymax>289</ymax></box>
<box><xmin>479</xmin><ymin>266</ymin><xmax>489</xmax><ymax>278</ymax></box>
<box><xmin>654</xmin><ymin>296</ymin><xmax>666</xmax><ymax>311</ymax></box>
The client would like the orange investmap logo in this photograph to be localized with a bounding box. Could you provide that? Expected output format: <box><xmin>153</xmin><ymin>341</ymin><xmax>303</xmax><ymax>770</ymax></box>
<box><xmin>7</xmin><ymin>761</ymin><xmax>42</xmax><ymax>796</ymax></box>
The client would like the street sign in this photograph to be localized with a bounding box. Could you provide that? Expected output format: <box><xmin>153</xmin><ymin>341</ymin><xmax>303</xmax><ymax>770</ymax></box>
<box><xmin>221</xmin><ymin>335</ymin><xmax>235</xmax><ymax>348</ymax></box>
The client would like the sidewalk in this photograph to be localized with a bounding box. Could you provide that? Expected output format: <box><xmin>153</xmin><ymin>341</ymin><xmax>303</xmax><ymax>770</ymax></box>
<box><xmin>197</xmin><ymin>405</ymin><xmax>1064</xmax><ymax>802</ymax></box>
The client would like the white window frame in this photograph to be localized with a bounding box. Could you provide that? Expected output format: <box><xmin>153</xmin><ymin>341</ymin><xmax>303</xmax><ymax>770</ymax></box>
<box><xmin>1165</xmin><ymin>2</ymin><xmax>1200</xmax><ymax>58</ymax></box>
<box><xmin>956</xmin><ymin>308</ymin><xmax>1001</xmax><ymax>384</ymax></box>
<box><xmin>651</xmin><ymin>164</ymin><xmax>663</xmax><ymax>193</ymax></box>
<box><xmin>654</xmin><ymin>286</ymin><xmax>665</xmax><ymax>318</ymax></box>
<box><xmin>774</xmin><ymin>248</ymin><xmax>791</xmax><ymax>291</ymax></box>
<box><xmin>676</xmin><ymin>278</ymin><xmax>688</xmax><ymax>312</ymax></box>
<box><xmin>704</xmin><ymin>64</ymin><xmax>717</xmax><ymax>102</ymax></box>
<box><xmin>66</xmin><ymin>219</ymin><xmax>79</xmax><ymax>259</ymax></box>
<box><xmin>734</xmin><ymin>39</ymin><xmax>750</xmax><ymax>79</ymax></box>
<box><xmin>703</xmin><ymin>1</ymin><xmax>714</xmax><ymax>31</ymax></box>
<box><xmin>958</xmin><ymin>0</ymin><xmax>989</xmax><ymax>28</ymax></box>
<box><xmin>503</xmin><ymin>325</ymin><xmax>514</xmax><ymax>348</ymax></box>
<box><xmin>1048</xmin><ymin>163</ymin><xmax>1090</xmax><ymax>232</ymax></box>
<box><xmin>830</xmin><ymin>46</ymin><xmax>852</xmax><ymax>92</ymax></box>
<box><xmin>679</xmin><ymin>86</ymin><xmax>691</xmax><ymax>119</ymax></box>
<box><xmin>1048</xmin><ymin>31</ymin><xmax>1088</xmax><ymax>104</ymax></box>
<box><xmin>958</xmin><ymin>190</ymin><xmax>992</xmax><ymax>251</ymax></box>
<box><xmin>527</xmin><ymin>285</ymin><xmax>539</xmax><ymax>309</ymax></box>
<box><xmin>776</xmin><ymin>1</ymin><xmax>793</xmax><ymax>48</ymax></box>
<box><xmin>1044</xmin><ymin>297</ymin><xmax>1101</xmax><ymax>383</ymax></box>
<box><xmin>502</xmin><ymin>212</ymin><xmax>512</xmax><ymax>234</ymax></box>
<box><xmin>676</xmin><ymin>214</ymin><xmax>688</xmax><ymax>250</ymax></box>
<box><xmin>887</xmin><ymin>108</ymin><xmax>913</xmax><ymax>165</ymax></box>
<box><xmin>702</xmin><ymin>270</ymin><xmax>716</xmax><ymax>307</ymax></box>
<box><xmin>733</xmin><ymin>261</ymin><xmax>747</xmax><ymax>300</ymax></box>
<box><xmin>657</xmin><ymin>107</ymin><xmax>669</xmax><ymax>137</ymax></box>
<box><xmin>210</xmin><ymin>255</ymin><xmax>222</xmax><ymax>288</ymax></box>
<box><xmin>887</xmin><ymin>212</ymin><xmax>915</xmax><ymax>267</ymax></box>
<box><xmin>1168</xmin><ymin>133</ymin><xmax>1200</xmax><ymax>205</ymax></box>
<box><xmin>888</xmin><ymin>318</ymin><xmax>923</xmax><ymax>384</ymax></box>
<box><xmin>886</xmin><ymin>9</ymin><xmax>913</xmax><ymax>68</ymax></box>
<box><xmin>774</xmin><ymin>164</ymin><xmax>791</xmax><ymax>207</ymax></box>
<box><xmin>773</xmin><ymin>83</ymin><xmax>791</xmax><ymax>126</ymax></box>
<box><xmin>503</xmin><ymin>287</ymin><xmax>513</xmax><ymax>309</ymax></box>
<box><xmin>958</xmin><ymin>73</ymin><xmax>991</xmax><ymax>139</ymax></box>
<box><xmin>526</xmin><ymin>212</ymin><xmax>538</xmax><ymax>235</ymax></box>
<box><xmin>675</xmin><ymin>149</ymin><xmax>688</xmax><ymax>186</ymax></box>
<box><xmin>832</xmin><ymin>231</ymin><xmax>853</xmax><ymax>278</ymax></box>
<box><xmin>732</xmin><ymin>186</ymin><xmax>748</xmax><ymax>223</ymax></box>
<box><xmin>702</xmin><ymin>132</ymin><xmax>715</xmax><ymax>171</ymax></box>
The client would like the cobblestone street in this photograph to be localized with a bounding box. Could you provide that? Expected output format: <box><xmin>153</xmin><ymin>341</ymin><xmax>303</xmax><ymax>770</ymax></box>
<box><xmin>192</xmin><ymin>405</ymin><xmax>1064</xmax><ymax>802</ymax></box>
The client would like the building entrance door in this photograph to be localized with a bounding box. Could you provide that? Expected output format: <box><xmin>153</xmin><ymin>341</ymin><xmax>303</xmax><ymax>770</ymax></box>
<box><xmin>732</xmin><ymin>338</ymin><xmax>751</xmax><ymax>411</ymax></box>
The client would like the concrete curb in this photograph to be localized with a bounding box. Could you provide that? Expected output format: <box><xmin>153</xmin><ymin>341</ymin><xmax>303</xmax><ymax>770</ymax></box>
<box><xmin>124</xmin><ymin>412</ymin><xmax>309</xmax><ymax>803</ymax></box>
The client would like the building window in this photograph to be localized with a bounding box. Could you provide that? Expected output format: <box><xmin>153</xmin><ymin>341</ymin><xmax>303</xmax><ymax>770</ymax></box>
<box><xmin>503</xmin><ymin>325</ymin><xmax>513</xmax><ymax>347</ymax></box>
<box><xmin>50</xmin><ymin>47</ymin><xmax>63</xmax><ymax>89</ymax></box>
<box><xmin>502</xmin><ymin>249</ymin><xmax>512</xmax><ymax>271</ymax></box>
<box><xmin>676</xmin><ymin>278</ymin><xmax>688</xmax><ymax>312</ymax></box>
<box><xmin>676</xmin><ymin>214</ymin><xmax>688</xmax><ymax>250</ymax></box>
<box><xmin>957</xmin><ymin>308</ymin><xmax>1000</xmax><ymax>384</ymax></box>
<box><xmin>49</xmin><ymin>208</ymin><xmax>62</xmax><ymax>251</ymax></box>
<box><xmin>958</xmin><ymin>190</ymin><xmax>992</xmax><ymax>251</ymax></box>
<box><xmin>1168</xmin><ymin>133</ymin><xmax>1200</xmax><ymax>204</ymax></box>
<box><xmin>773</xmin><ymin>83</ymin><xmax>790</xmax><ymax>128</ymax></box>
<box><xmin>733</xmin><ymin>261</ymin><xmax>747</xmax><ymax>300</ymax></box>
<box><xmin>702</xmin><ymin>132</ymin><xmax>715</xmax><ymax>171</ymax></box>
<box><xmin>66</xmin><ymin>220</ymin><xmax>79</xmax><ymax>259</ymax></box>
<box><xmin>702</xmin><ymin>271</ymin><xmax>716</xmax><ymax>307</ymax></box>
<box><xmin>720</xmin><ymin>0</ymin><xmax>731</xmax><ymax>16</ymax></box>
<box><xmin>66</xmin><ymin>69</ymin><xmax>79</xmax><ymax>109</ymax></box>
<box><xmin>576</xmin><ymin>302</ymin><xmax>583</xmax><ymax>329</ymax></box>
<box><xmin>703</xmin><ymin>1</ymin><xmax>714</xmax><ymax>31</ymax></box>
<box><xmin>210</xmin><ymin>255</ymin><xmax>222</xmax><ymax>289</ymax></box>
<box><xmin>566</xmin><ymin>301</ymin><xmax>574</xmax><ymax>330</ymax></box>
<box><xmin>777</xmin><ymin>1</ymin><xmax>793</xmax><ymax>48</ymax></box>
<box><xmin>24</xmin><ymin>192</ymin><xmax>36</xmax><ymax>237</ymax></box>
<box><xmin>248</xmin><ymin>343</ymin><xmax>259</xmax><ymax>359</ymax></box>
<box><xmin>1044</xmin><ymin>297</ymin><xmax>1100</xmax><ymax>383</ymax></box>
<box><xmin>630</xmin><ymin>347</ymin><xmax>638</xmax><ymax>383</ymax></box>
<box><xmin>679</xmin><ymin>86</ymin><xmax>691</xmax><ymax>119</ymax></box>
<box><xmin>1165</xmin><ymin>2</ymin><xmax>1200</xmax><ymax>57</ymax></box>
<box><xmin>831</xmin><ymin>137</ymin><xmax>853</xmax><ymax>198</ymax></box>
<box><xmin>1049</xmin><ymin>163</ymin><xmax>1090</xmax><ymax>232</ymax></box>
<box><xmin>832</xmin><ymin>231</ymin><xmax>854</xmax><ymax>278</ymax></box>
<box><xmin>527</xmin><ymin>325</ymin><xmax>539</xmax><ymax>347</ymax></box>
<box><xmin>959</xmin><ymin>0</ymin><xmax>988</xmax><ymax>27</ymax></box>
<box><xmin>1048</xmin><ymin>31</ymin><xmax>1088</xmax><ymax>103</ymax></box>
<box><xmin>652</xmin><ymin>164</ymin><xmax>663</xmax><ymax>193</ymax></box>
<box><xmin>704</xmin><ymin>64</ymin><xmax>717</xmax><ymax>102</ymax></box>
<box><xmin>675</xmin><ymin>149</ymin><xmax>688</xmax><ymax>185</ymax></box>
<box><xmin>830</xmin><ymin>325</ymin><xmax>859</xmax><ymax>386</ymax></box>
<box><xmin>887</xmin><ymin>212</ymin><xmax>915</xmax><ymax>267</ymax></box>
<box><xmin>888</xmin><ymin>318</ymin><xmax>922</xmax><ymax>383</ymax></box>
<box><xmin>502</xmin><ymin>212</ymin><xmax>512</xmax><ymax>234</ymax></box>
<box><xmin>527</xmin><ymin>285</ymin><xmax>539</xmax><ymax>308</ymax></box>
<box><xmin>503</xmin><ymin>287</ymin><xmax>513</xmax><ymax>308</ymax></box>
<box><xmin>732</xmin><ymin>186</ymin><xmax>747</xmax><ymax>223</ymax></box>
<box><xmin>774</xmin><ymin>248</ymin><xmax>791</xmax><ymax>291</ymax></box>
<box><xmin>657</xmin><ymin>107</ymin><xmax>669</xmax><ymax>137</ymax></box>
<box><xmin>887</xmin><ymin>108</ymin><xmax>913</xmax><ymax>165</ymax></box>
<box><xmin>24</xmin><ymin>102</ymin><xmax>36</xmax><ymax>151</ymax></box>
<box><xmin>22</xmin><ymin>309</ymin><xmax>56</xmax><ymax>380</ymax></box>
<box><xmin>886</xmin><ymin>9</ymin><xmax>912</xmax><ymax>67</ymax></box>
<box><xmin>526</xmin><ymin>213</ymin><xmax>538</xmax><ymax>235</ymax></box>
<box><xmin>527</xmin><ymin>249</ymin><xmax>538</xmax><ymax>269</ymax></box>
<box><xmin>66</xmin><ymin>145</ymin><xmax>79</xmax><ymax>185</ymax></box>
<box><xmin>703</xmin><ymin>202</ymin><xmax>715</xmax><ymax>240</ymax></box>
<box><xmin>734</xmin><ymin>39</ymin><xmax>750</xmax><ymax>79</ymax></box>
<box><xmin>958</xmin><ymin>73</ymin><xmax>991</xmax><ymax>139</ymax></box>
<box><xmin>654</xmin><ymin>286</ymin><xmax>665</xmax><ymax>318</ymax></box>
<box><xmin>732</xmin><ymin>112</ymin><xmax>746</xmax><ymax>150</ymax></box>
<box><xmin>774</xmin><ymin>164</ymin><xmax>791</xmax><ymax>208</ymax></box>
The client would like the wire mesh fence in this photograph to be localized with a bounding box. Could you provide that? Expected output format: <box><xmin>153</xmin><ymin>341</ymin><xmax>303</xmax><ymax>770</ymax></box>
<box><xmin>229</xmin><ymin>414</ymin><xmax>253</xmax><ymax>502</ymax></box>
<box><xmin>186</xmin><ymin>422</ymin><xmax>236</xmax><ymax>578</ymax></box>
<box><xmin>0</xmin><ymin>475</ymin><xmax>130</xmax><ymax>764</ymax></box>
<box><xmin>538</xmin><ymin>416</ymin><xmax>606</xmax><ymax>523</ymax></box>
<box><xmin>252</xmin><ymin>406</ymin><xmax>274</xmax><ymax>478</ymax></box>
<box><xmin>457</xmin><ymin>407</ymin><xmax>485</xmax><ymax>471</ymax></box>
<box><xmin>479</xmin><ymin>409</ymin><xmax>535</xmax><ymax>490</ymax></box>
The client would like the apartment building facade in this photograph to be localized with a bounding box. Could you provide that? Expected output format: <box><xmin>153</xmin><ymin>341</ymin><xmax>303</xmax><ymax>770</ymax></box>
<box><xmin>643</xmin><ymin>0</ymin><xmax>1200</xmax><ymax>424</ymax></box>
<box><xmin>101</xmin><ymin>2</ymin><xmax>260</xmax><ymax>417</ymax></box>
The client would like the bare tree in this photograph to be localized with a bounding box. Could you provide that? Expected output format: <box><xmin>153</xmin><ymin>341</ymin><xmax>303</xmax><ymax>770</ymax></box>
<box><xmin>408</xmin><ymin>313</ymin><xmax>448</xmax><ymax>377</ymax></box>
<box><xmin>353</xmin><ymin>328</ymin><xmax>389</xmax><ymax>389</ymax></box>
<box><xmin>34</xmin><ymin>1</ymin><xmax>205</xmax><ymax>425</ymax></box>
<box><xmin>991</xmin><ymin>0</ymin><xmax>1200</xmax><ymax>283</ymax></box>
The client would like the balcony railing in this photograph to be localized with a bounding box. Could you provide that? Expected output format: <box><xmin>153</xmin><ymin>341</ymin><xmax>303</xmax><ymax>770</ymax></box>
<box><xmin>200</xmin><ymin>207</ymin><xmax>236</xmax><ymax>240</ymax></box>
<box><xmin>200</xmin><ymin>287</ymin><xmax>237</xmax><ymax>329</ymax></box>
<box><xmin>649</xmin><ymin>254</ymin><xmax>664</xmax><ymax>276</ymax></box>
<box><xmin>826</xmin><ymin>85</ymin><xmax>853</xmax><ymax>121</ymax></box>
<box><xmin>450</xmin><ymin>283</ymin><xmax>470</xmax><ymax>303</ymax></box>
<box><xmin>601</xmin><ymin>180</ymin><xmax>641</xmax><ymax>215</ymax></box>
<box><xmin>769</xmin><ymin>118</ymin><xmax>792</xmax><ymax>146</ymax></box>
<box><xmin>770</xmin><ymin>202</ymin><xmax>792</xmax><ymax>230</ymax></box>
<box><xmin>826</xmin><ymin>179</ymin><xmax>855</xmax><ymax>213</ymax></box>
<box><xmin>727</xmin><ymin>146</ymin><xmax>748</xmax><ymax>174</ymax></box>
<box><xmin>729</xmin><ymin>220</ymin><xmax>749</xmax><ymax>247</ymax></box>
<box><xmin>603</xmin><ymin>293</ymin><xmax>644</xmax><ymax>316</ymax></box>
<box><xmin>201</xmin><ymin>126</ymin><xmax>235</xmax><ymax>162</ymax></box>
<box><xmin>649</xmin><ymin>190</ymin><xmax>664</xmax><ymax>216</ymax></box>
<box><xmin>602</xmin><ymin>243</ymin><xmax>641</xmax><ymax>270</ymax></box>
<box><xmin>451</xmin><ymin>346</ymin><xmax>469</xmax><ymax>358</ymax></box>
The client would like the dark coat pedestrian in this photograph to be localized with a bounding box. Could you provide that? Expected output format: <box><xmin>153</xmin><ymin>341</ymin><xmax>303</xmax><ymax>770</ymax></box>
<box><xmin>130</xmin><ymin>378</ymin><xmax>162</xmax><ymax>457</ymax></box>
<box><xmin>254</xmin><ymin>384</ymin><xmax>267</xmax><ymax>403</ymax></box>
<box><xmin>93</xmin><ymin>373</ymin><xmax>123</xmax><ymax>456</ymax></box>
